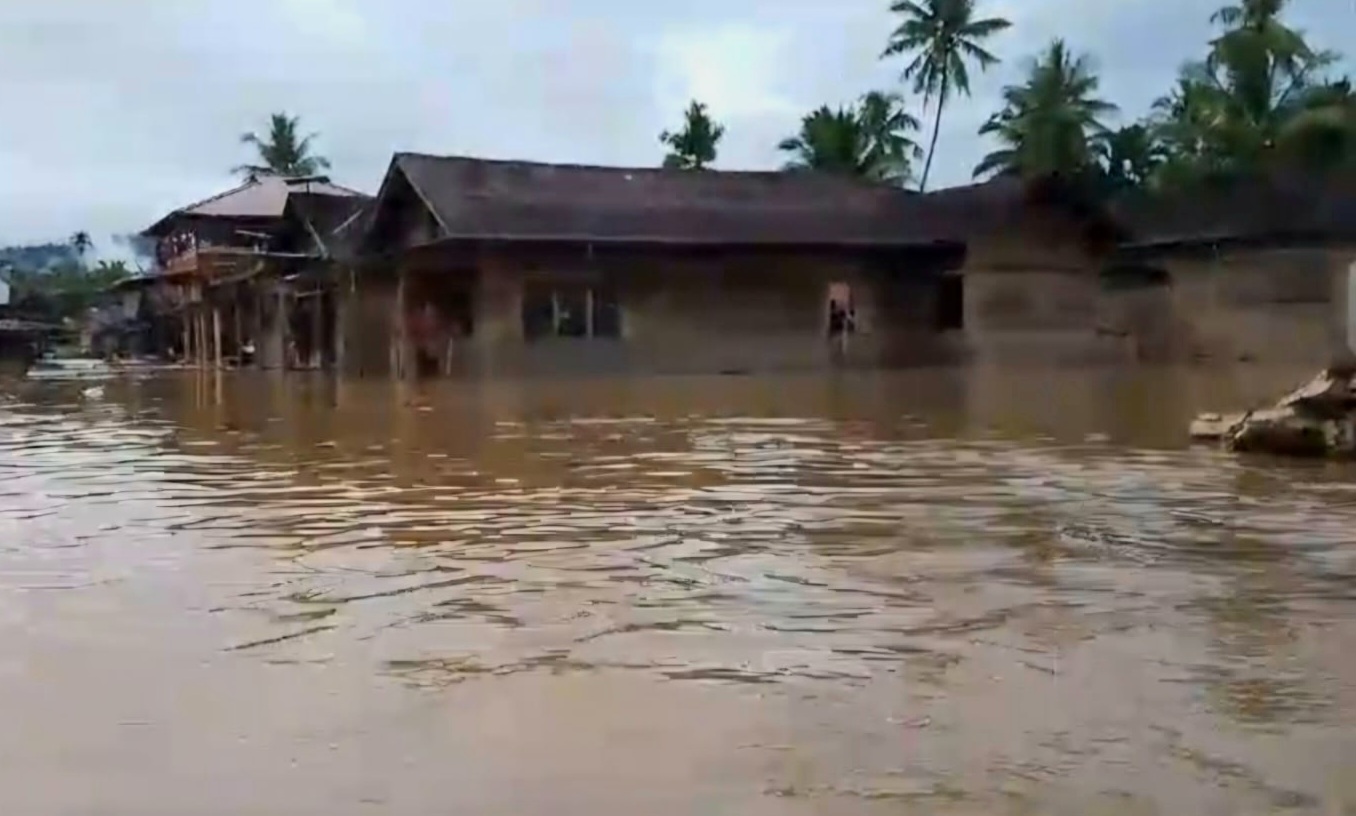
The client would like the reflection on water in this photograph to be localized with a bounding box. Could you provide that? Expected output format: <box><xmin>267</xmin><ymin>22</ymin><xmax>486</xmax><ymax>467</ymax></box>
<box><xmin>1</xmin><ymin>368</ymin><xmax>1354</xmax><ymax>814</ymax></box>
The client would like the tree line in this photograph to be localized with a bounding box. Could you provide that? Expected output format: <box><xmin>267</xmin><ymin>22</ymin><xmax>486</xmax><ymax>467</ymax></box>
<box><xmin>212</xmin><ymin>0</ymin><xmax>1356</xmax><ymax>195</ymax></box>
<box><xmin>659</xmin><ymin>0</ymin><xmax>1353</xmax><ymax>193</ymax></box>
<box><xmin>1</xmin><ymin>232</ymin><xmax>134</xmax><ymax>323</ymax></box>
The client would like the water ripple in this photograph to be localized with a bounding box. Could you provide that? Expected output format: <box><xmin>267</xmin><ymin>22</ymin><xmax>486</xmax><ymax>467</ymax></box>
<box><xmin>2</xmin><ymin>371</ymin><xmax>1354</xmax><ymax>814</ymax></box>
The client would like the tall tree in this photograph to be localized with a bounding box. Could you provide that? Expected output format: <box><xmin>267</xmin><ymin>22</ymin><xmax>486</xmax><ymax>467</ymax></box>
<box><xmin>857</xmin><ymin>91</ymin><xmax>926</xmax><ymax>184</ymax></box>
<box><xmin>659</xmin><ymin>101</ymin><xmax>726</xmax><ymax>170</ymax></box>
<box><xmin>1098</xmin><ymin>124</ymin><xmax>1167</xmax><ymax>192</ymax></box>
<box><xmin>973</xmin><ymin>40</ymin><xmax>1117</xmax><ymax>179</ymax></box>
<box><xmin>1276</xmin><ymin>78</ymin><xmax>1356</xmax><ymax>170</ymax></box>
<box><xmin>779</xmin><ymin>106</ymin><xmax>873</xmax><ymax>176</ymax></box>
<box><xmin>234</xmin><ymin>113</ymin><xmax>332</xmax><ymax>180</ymax></box>
<box><xmin>881</xmin><ymin>0</ymin><xmax>1011</xmax><ymax>191</ymax></box>
<box><xmin>1149</xmin><ymin>0</ymin><xmax>1340</xmax><ymax>184</ymax></box>
<box><xmin>778</xmin><ymin>93</ymin><xmax>922</xmax><ymax>184</ymax></box>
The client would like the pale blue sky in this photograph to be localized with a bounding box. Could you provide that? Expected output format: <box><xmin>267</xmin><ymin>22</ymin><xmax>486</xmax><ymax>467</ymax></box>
<box><xmin>0</xmin><ymin>0</ymin><xmax>1351</xmax><ymax>257</ymax></box>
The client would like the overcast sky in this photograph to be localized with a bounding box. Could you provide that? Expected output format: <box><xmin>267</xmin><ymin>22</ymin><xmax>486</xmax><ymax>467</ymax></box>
<box><xmin>0</xmin><ymin>0</ymin><xmax>1351</xmax><ymax>257</ymax></box>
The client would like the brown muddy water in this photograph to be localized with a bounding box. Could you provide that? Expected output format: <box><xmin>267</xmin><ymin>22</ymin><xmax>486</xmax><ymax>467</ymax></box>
<box><xmin>1</xmin><ymin>368</ymin><xmax>1354</xmax><ymax>815</ymax></box>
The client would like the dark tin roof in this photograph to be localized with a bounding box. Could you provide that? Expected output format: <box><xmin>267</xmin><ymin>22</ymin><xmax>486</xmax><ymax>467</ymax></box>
<box><xmin>359</xmin><ymin>153</ymin><xmax>1125</xmax><ymax>256</ymax></box>
<box><xmin>1114</xmin><ymin>171</ymin><xmax>1356</xmax><ymax>251</ymax></box>
<box><xmin>380</xmin><ymin>152</ymin><xmax>933</xmax><ymax>248</ymax></box>
<box><xmin>283</xmin><ymin>192</ymin><xmax>375</xmax><ymax>258</ymax></box>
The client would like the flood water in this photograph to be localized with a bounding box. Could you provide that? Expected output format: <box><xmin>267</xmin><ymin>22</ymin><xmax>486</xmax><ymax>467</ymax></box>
<box><xmin>2</xmin><ymin>367</ymin><xmax>1354</xmax><ymax>815</ymax></box>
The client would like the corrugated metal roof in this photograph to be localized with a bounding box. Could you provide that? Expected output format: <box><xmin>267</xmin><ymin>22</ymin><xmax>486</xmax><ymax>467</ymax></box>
<box><xmin>381</xmin><ymin>153</ymin><xmax>938</xmax><ymax>247</ymax></box>
<box><xmin>370</xmin><ymin>153</ymin><xmax>1115</xmax><ymax>250</ymax></box>
<box><xmin>143</xmin><ymin>175</ymin><xmax>366</xmax><ymax>235</ymax></box>
<box><xmin>183</xmin><ymin>175</ymin><xmax>363</xmax><ymax>219</ymax></box>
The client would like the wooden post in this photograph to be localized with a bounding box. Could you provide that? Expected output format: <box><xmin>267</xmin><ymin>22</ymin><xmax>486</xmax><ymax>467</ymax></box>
<box><xmin>335</xmin><ymin>267</ymin><xmax>350</xmax><ymax>376</ymax></box>
<box><xmin>309</xmin><ymin>293</ymin><xmax>323</xmax><ymax>369</ymax></box>
<box><xmin>233</xmin><ymin>288</ymin><xmax>244</xmax><ymax>368</ymax></box>
<box><xmin>182</xmin><ymin>310</ymin><xmax>192</xmax><ymax>364</ymax></box>
<box><xmin>279</xmin><ymin>288</ymin><xmax>291</xmax><ymax>369</ymax></box>
<box><xmin>393</xmin><ymin>267</ymin><xmax>408</xmax><ymax>379</ymax></box>
<box><xmin>198</xmin><ymin>309</ymin><xmax>207</xmax><ymax>367</ymax></box>
<box><xmin>212</xmin><ymin>305</ymin><xmax>222</xmax><ymax>369</ymax></box>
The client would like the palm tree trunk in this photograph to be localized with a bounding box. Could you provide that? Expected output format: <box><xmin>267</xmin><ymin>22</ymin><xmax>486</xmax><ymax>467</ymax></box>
<box><xmin>920</xmin><ymin>73</ymin><xmax>949</xmax><ymax>192</ymax></box>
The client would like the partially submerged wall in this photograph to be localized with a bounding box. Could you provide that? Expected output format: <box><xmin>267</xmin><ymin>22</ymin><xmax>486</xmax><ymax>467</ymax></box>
<box><xmin>948</xmin><ymin>224</ymin><xmax>1129</xmax><ymax>366</ymax></box>
<box><xmin>1103</xmin><ymin>245</ymin><xmax>1356</xmax><ymax>367</ymax></box>
<box><xmin>466</xmin><ymin>251</ymin><xmax>897</xmax><ymax>376</ymax></box>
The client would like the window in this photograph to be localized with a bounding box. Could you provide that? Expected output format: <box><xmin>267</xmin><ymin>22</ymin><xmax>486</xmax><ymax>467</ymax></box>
<box><xmin>522</xmin><ymin>284</ymin><xmax>621</xmax><ymax>340</ymax></box>
<box><xmin>935</xmin><ymin>274</ymin><xmax>964</xmax><ymax>330</ymax></box>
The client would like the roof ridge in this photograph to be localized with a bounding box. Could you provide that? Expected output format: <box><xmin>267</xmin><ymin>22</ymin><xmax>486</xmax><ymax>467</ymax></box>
<box><xmin>173</xmin><ymin>177</ymin><xmax>260</xmax><ymax>216</ymax></box>
<box><xmin>284</xmin><ymin>176</ymin><xmax>368</xmax><ymax>197</ymax></box>
<box><xmin>392</xmin><ymin>151</ymin><xmax>899</xmax><ymax>188</ymax></box>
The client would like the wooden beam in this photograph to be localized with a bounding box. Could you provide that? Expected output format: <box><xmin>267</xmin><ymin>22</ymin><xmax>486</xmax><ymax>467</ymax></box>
<box><xmin>212</xmin><ymin>305</ymin><xmax>222</xmax><ymax>369</ymax></box>
<box><xmin>393</xmin><ymin>267</ymin><xmax>408</xmax><ymax>379</ymax></box>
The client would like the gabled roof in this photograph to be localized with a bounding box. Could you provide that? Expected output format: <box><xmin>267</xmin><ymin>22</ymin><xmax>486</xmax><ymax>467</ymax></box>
<box><xmin>142</xmin><ymin>174</ymin><xmax>366</xmax><ymax>236</ymax></box>
<box><xmin>363</xmin><ymin>152</ymin><xmax>943</xmax><ymax>249</ymax></box>
<box><xmin>359</xmin><ymin>153</ymin><xmax>1125</xmax><ymax>253</ymax></box>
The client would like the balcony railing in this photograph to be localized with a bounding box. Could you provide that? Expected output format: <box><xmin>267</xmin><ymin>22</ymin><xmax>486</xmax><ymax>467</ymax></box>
<box><xmin>160</xmin><ymin>245</ymin><xmax>267</xmax><ymax>281</ymax></box>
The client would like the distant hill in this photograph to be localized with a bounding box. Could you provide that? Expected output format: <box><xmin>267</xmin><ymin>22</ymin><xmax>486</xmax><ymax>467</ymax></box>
<box><xmin>0</xmin><ymin>243</ymin><xmax>77</xmax><ymax>272</ymax></box>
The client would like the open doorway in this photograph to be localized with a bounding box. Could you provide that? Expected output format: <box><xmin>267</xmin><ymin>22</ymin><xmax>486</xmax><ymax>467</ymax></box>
<box><xmin>935</xmin><ymin>273</ymin><xmax>964</xmax><ymax>331</ymax></box>
<box><xmin>407</xmin><ymin>273</ymin><xmax>475</xmax><ymax>377</ymax></box>
<box><xmin>826</xmin><ymin>282</ymin><xmax>856</xmax><ymax>359</ymax></box>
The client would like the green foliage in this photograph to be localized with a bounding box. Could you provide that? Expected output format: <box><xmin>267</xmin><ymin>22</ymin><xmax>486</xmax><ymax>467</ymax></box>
<box><xmin>778</xmin><ymin>91</ymin><xmax>923</xmax><ymax>185</ymax></box>
<box><xmin>2</xmin><ymin>243</ymin><xmax>131</xmax><ymax>323</ymax></box>
<box><xmin>880</xmin><ymin>0</ymin><xmax>1012</xmax><ymax>190</ymax></box>
<box><xmin>973</xmin><ymin>39</ymin><xmax>1118</xmax><ymax>179</ymax></box>
<box><xmin>234</xmin><ymin>112</ymin><xmax>332</xmax><ymax>180</ymax></box>
<box><xmin>660</xmin><ymin>101</ymin><xmax>725</xmax><ymax>170</ymax></box>
<box><xmin>945</xmin><ymin>0</ymin><xmax>1354</xmax><ymax>192</ymax></box>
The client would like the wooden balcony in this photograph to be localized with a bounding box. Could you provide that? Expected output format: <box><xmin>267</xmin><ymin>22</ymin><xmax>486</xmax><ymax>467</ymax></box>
<box><xmin>161</xmin><ymin>246</ymin><xmax>266</xmax><ymax>282</ymax></box>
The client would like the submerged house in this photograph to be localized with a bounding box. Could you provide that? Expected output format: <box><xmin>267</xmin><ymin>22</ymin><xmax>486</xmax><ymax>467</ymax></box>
<box><xmin>330</xmin><ymin>153</ymin><xmax>1124</xmax><ymax>378</ymax></box>
<box><xmin>137</xmin><ymin>153</ymin><xmax>1356</xmax><ymax>378</ymax></box>
<box><xmin>1108</xmin><ymin>173</ymin><xmax>1356</xmax><ymax>366</ymax></box>
<box><xmin>139</xmin><ymin>173</ymin><xmax>369</xmax><ymax>367</ymax></box>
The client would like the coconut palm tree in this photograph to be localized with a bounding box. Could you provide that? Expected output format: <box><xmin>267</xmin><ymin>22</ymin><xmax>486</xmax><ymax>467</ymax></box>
<box><xmin>778</xmin><ymin>93</ymin><xmax>923</xmax><ymax>184</ymax></box>
<box><xmin>973</xmin><ymin>40</ymin><xmax>1118</xmax><ymax>179</ymax></box>
<box><xmin>1098</xmin><ymin>124</ymin><xmax>1167</xmax><ymax>192</ymax></box>
<box><xmin>660</xmin><ymin>101</ymin><xmax>726</xmax><ymax>170</ymax></box>
<box><xmin>234</xmin><ymin>113</ymin><xmax>332</xmax><ymax>180</ymax></box>
<box><xmin>881</xmin><ymin>0</ymin><xmax>1011</xmax><ymax>190</ymax></box>
<box><xmin>1148</xmin><ymin>0</ymin><xmax>1340</xmax><ymax>184</ymax></box>
<box><xmin>857</xmin><ymin>90</ymin><xmax>925</xmax><ymax>184</ymax></box>
<box><xmin>1208</xmin><ymin>0</ymin><xmax>1317</xmax><ymax>85</ymax></box>
<box><xmin>779</xmin><ymin>106</ymin><xmax>872</xmax><ymax>176</ymax></box>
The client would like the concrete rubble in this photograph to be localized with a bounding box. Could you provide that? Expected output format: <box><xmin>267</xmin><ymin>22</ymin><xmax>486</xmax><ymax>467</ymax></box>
<box><xmin>1189</xmin><ymin>359</ymin><xmax>1356</xmax><ymax>457</ymax></box>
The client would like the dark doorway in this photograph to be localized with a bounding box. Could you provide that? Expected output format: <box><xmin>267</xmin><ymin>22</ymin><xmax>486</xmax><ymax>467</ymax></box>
<box><xmin>826</xmin><ymin>282</ymin><xmax>856</xmax><ymax>337</ymax></box>
<box><xmin>935</xmin><ymin>274</ymin><xmax>964</xmax><ymax>331</ymax></box>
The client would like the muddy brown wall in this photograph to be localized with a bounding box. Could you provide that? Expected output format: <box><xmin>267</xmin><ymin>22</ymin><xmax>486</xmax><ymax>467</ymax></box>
<box><xmin>461</xmin><ymin>250</ymin><xmax>946</xmax><ymax>377</ymax></box>
<box><xmin>952</xmin><ymin>228</ymin><xmax>1130</xmax><ymax>366</ymax></box>
<box><xmin>1101</xmin><ymin>245</ymin><xmax>1356</xmax><ymax>367</ymax></box>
